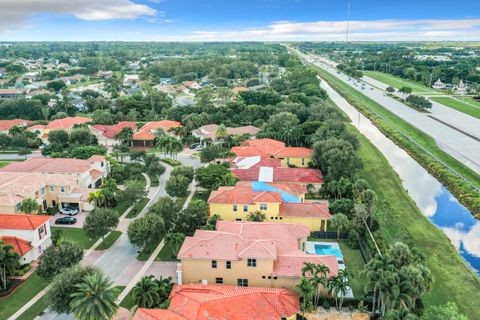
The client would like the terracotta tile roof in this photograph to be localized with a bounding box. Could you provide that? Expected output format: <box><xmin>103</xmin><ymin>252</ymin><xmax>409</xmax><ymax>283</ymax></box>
<box><xmin>133</xmin><ymin>120</ymin><xmax>182</xmax><ymax>141</ymax></box>
<box><xmin>208</xmin><ymin>184</ymin><xmax>284</xmax><ymax>204</ymax></box>
<box><xmin>0</xmin><ymin>88</ymin><xmax>18</xmax><ymax>95</ymax></box>
<box><xmin>133</xmin><ymin>309</ymin><xmax>185</xmax><ymax>320</ymax></box>
<box><xmin>90</xmin><ymin>169</ymin><xmax>103</xmax><ymax>180</ymax></box>
<box><xmin>28</xmin><ymin>125</ymin><xmax>46</xmax><ymax>131</ymax></box>
<box><xmin>272</xmin><ymin>254</ymin><xmax>338</xmax><ymax>277</ymax></box>
<box><xmin>0</xmin><ymin>119</ymin><xmax>32</xmax><ymax>132</ymax></box>
<box><xmin>45</xmin><ymin>117</ymin><xmax>91</xmax><ymax>130</ymax></box>
<box><xmin>231</xmin><ymin>139</ymin><xmax>312</xmax><ymax>159</ymax></box>
<box><xmin>0</xmin><ymin>158</ymin><xmax>94</xmax><ymax>174</ymax></box>
<box><xmin>88</xmin><ymin>155</ymin><xmax>106</xmax><ymax>162</ymax></box>
<box><xmin>279</xmin><ymin>203</ymin><xmax>331</xmax><ymax>219</ymax></box>
<box><xmin>226</xmin><ymin>125</ymin><xmax>260</xmax><ymax>136</ymax></box>
<box><xmin>0</xmin><ymin>213</ymin><xmax>50</xmax><ymax>230</ymax></box>
<box><xmin>233</xmin><ymin>166</ymin><xmax>323</xmax><ymax>184</ymax></box>
<box><xmin>0</xmin><ymin>236</ymin><xmax>33</xmax><ymax>256</ymax></box>
<box><xmin>91</xmin><ymin>121</ymin><xmax>137</xmax><ymax>139</ymax></box>
<box><xmin>133</xmin><ymin>284</ymin><xmax>299</xmax><ymax>320</ymax></box>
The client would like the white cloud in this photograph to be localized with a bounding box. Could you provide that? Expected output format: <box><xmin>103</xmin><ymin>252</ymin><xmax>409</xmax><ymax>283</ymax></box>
<box><xmin>153</xmin><ymin>18</ymin><xmax>480</xmax><ymax>41</ymax></box>
<box><xmin>0</xmin><ymin>0</ymin><xmax>156</xmax><ymax>32</ymax></box>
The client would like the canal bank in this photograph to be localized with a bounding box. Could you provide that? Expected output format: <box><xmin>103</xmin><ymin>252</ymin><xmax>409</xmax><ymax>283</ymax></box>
<box><xmin>321</xmin><ymin>79</ymin><xmax>480</xmax><ymax>318</ymax></box>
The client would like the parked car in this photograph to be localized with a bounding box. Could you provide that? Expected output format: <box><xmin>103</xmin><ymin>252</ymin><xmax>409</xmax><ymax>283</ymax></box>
<box><xmin>55</xmin><ymin>216</ymin><xmax>77</xmax><ymax>225</ymax></box>
<box><xmin>194</xmin><ymin>145</ymin><xmax>203</xmax><ymax>151</ymax></box>
<box><xmin>190</xmin><ymin>143</ymin><xmax>200</xmax><ymax>149</ymax></box>
<box><xmin>60</xmin><ymin>207</ymin><xmax>79</xmax><ymax>216</ymax></box>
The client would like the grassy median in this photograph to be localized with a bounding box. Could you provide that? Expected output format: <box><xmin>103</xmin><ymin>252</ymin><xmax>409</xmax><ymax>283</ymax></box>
<box><xmin>431</xmin><ymin>96</ymin><xmax>480</xmax><ymax>120</ymax></box>
<box><xmin>350</xmin><ymin>125</ymin><xmax>480</xmax><ymax>319</ymax></box>
<box><xmin>364</xmin><ymin>70</ymin><xmax>439</xmax><ymax>95</ymax></box>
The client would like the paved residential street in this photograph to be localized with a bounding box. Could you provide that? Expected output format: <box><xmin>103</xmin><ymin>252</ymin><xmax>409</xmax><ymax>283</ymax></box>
<box><xmin>299</xmin><ymin>51</ymin><xmax>480</xmax><ymax>173</ymax></box>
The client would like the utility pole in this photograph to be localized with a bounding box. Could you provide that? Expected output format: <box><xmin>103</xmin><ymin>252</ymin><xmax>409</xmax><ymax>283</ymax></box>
<box><xmin>345</xmin><ymin>0</ymin><xmax>351</xmax><ymax>44</ymax></box>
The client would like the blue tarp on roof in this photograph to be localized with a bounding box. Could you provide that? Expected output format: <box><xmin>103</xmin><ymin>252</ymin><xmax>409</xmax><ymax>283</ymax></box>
<box><xmin>251</xmin><ymin>181</ymin><xmax>301</xmax><ymax>203</ymax></box>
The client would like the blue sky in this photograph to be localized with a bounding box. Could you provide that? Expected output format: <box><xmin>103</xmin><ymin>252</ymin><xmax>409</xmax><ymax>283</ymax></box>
<box><xmin>1</xmin><ymin>0</ymin><xmax>479</xmax><ymax>41</ymax></box>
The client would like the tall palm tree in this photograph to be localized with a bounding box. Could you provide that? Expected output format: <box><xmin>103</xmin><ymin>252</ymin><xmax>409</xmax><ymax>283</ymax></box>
<box><xmin>70</xmin><ymin>273</ymin><xmax>118</xmax><ymax>320</ymax></box>
<box><xmin>329</xmin><ymin>213</ymin><xmax>350</xmax><ymax>240</ymax></box>
<box><xmin>0</xmin><ymin>241</ymin><xmax>20</xmax><ymax>290</ymax></box>
<box><xmin>8</xmin><ymin>125</ymin><xmax>24</xmax><ymax>136</ymax></box>
<box><xmin>296</xmin><ymin>277</ymin><xmax>314</xmax><ymax>313</ymax></box>
<box><xmin>132</xmin><ymin>276</ymin><xmax>160</xmax><ymax>308</ymax></box>
<box><xmin>156</xmin><ymin>276</ymin><xmax>174</xmax><ymax>302</ymax></box>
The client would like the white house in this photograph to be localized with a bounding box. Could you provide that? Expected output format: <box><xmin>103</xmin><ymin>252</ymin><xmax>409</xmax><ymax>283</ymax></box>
<box><xmin>0</xmin><ymin>214</ymin><xmax>52</xmax><ymax>264</ymax></box>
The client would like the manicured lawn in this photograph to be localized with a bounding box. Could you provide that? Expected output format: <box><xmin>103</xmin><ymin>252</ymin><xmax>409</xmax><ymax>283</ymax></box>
<box><xmin>0</xmin><ymin>161</ymin><xmax>12</xmax><ymax>168</ymax></box>
<box><xmin>315</xmin><ymin>65</ymin><xmax>480</xmax><ymax>190</ymax></box>
<box><xmin>0</xmin><ymin>273</ymin><xmax>48</xmax><ymax>319</ymax></box>
<box><xmin>126</xmin><ymin>198</ymin><xmax>149</xmax><ymax>218</ymax></box>
<box><xmin>149</xmin><ymin>173</ymin><xmax>159</xmax><ymax>187</ymax></box>
<box><xmin>308</xmin><ymin>238</ymin><xmax>365</xmax><ymax>298</ymax></box>
<box><xmin>16</xmin><ymin>295</ymin><xmax>49</xmax><ymax>320</ymax></box>
<box><xmin>95</xmin><ymin>230</ymin><xmax>123</xmax><ymax>250</ymax></box>
<box><xmin>364</xmin><ymin>70</ymin><xmax>439</xmax><ymax>94</ymax></box>
<box><xmin>431</xmin><ymin>96</ymin><xmax>480</xmax><ymax>119</ymax></box>
<box><xmin>51</xmin><ymin>227</ymin><xmax>98</xmax><ymax>249</ymax></box>
<box><xmin>114</xmin><ymin>198</ymin><xmax>132</xmax><ymax>216</ymax></box>
<box><xmin>119</xmin><ymin>288</ymin><xmax>136</xmax><ymax>310</ymax></box>
<box><xmin>159</xmin><ymin>158</ymin><xmax>182</xmax><ymax>167</ymax></box>
<box><xmin>156</xmin><ymin>242</ymin><xmax>178</xmax><ymax>261</ymax></box>
<box><xmin>351</xmin><ymin>126</ymin><xmax>480</xmax><ymax>319</ymax></box>
<box><xmin>192</xmin><ymin>190</ymin><xmax>211</xmax><ymax>202</ymax></box>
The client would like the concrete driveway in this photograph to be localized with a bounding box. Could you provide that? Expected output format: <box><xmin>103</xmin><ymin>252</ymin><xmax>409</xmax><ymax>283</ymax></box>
<box><xmin>49</xmin><ymin>211</ymin><xmax>88</xmax><ymax>228</ymax></box>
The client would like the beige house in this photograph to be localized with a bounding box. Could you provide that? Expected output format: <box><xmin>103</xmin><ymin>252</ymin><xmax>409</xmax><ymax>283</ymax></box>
<box><xmin>0</xmin><ymin>156</ymin><xmax>109</xmax><ymax>213</ymax></box>
<box><xmin>177</xmin><ymin>221</ymin><xmax>338</xmax><ymax>290</ymax></box>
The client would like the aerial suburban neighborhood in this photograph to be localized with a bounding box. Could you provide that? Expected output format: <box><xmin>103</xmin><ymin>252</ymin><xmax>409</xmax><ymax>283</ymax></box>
<box><xmin>0</xmin><ymin>1</ymin><xmax>479</xmax><ymax>320</ymax></box>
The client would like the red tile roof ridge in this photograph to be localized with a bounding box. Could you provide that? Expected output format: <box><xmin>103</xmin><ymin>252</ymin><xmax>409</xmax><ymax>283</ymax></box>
<box><xmin>237</xmin><ymin>239</ymin><xmax>277</xmax><ymax>259</ymax></box>
<box><xmin>0</xmin><ymin>236</ymin><xmax>33</xmax><ymax>256</ymax></box>
<box><xmin>0</xmin><ymin>213</ymin><xmax>50</xmax><ymax>230</ymax></box>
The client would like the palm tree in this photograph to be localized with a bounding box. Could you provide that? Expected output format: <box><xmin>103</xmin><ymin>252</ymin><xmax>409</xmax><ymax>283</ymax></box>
<box><xmin>215</xmin><ymin>124</ymin><xmax>228</xmax><ymax>142</ymax></box>
<box><xmin>165</xmin><ymin>232</ymin><xmax>186</xmax><ymax>258</ymax></box>
<box><xmin>70</xmin><ymin>273</ymin><xmax>118</xmax><ymax>320</ymax></box>
<box><xmin>296</xmin><ymin>277</ymin><xmax>314</xmax><ymax>313</ymax></box>
<box><xmin>329</xmin><ymin>213</ymin><xmax>350</xmax><ymax>240</ymax></box>
<box><xmin>156</xmin><ymin>276</ymin><xmax>174</xmax><ymax>302</ymax></box>
<box><xmin>0</xmin><ymin>241</ymin><xmax>20</xmax><ymax>290</ymax></box>
<box><xmin>132</xmin><ymin>276</ymin><xmax>160</xmax><ymax>308</ymax></box>
<box><xmin>246</xmin><ymin>210</ymin><xmax>266</xmax><ymax>222</ymax></box>
<box><xmin>8</xmin><ymin>125</ymin><xmax>24</xmax><ymax>136</ymax></box>
<box><xmin>115</xmin><ymin>126</ymin><xmax>134</xmax><ymax>146</ymax></box>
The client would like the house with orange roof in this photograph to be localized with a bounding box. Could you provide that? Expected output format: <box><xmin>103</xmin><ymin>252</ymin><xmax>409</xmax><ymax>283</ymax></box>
<box><xmin>90</xmin><ymin>121</ymin><xmax>137</xmax><ymax>146</ymax></box>
<box><xmin>132</xmin><ymin>120</ymin><xmax>182</xmax><ymax>148</ymax></box>
<box><xmin>231</xmin><ymin>138</ymin><xmax>312</xmax><ymax>168</ymax></box>
<box><xmin>231</xmin><ymin>156</ymin><xmax>324</xmax><ymax>189</ymax></box>
<box><xmin>208</xmin><ymin>181</ymin><xmax>330</xmax><ymax>231</ymax></box>
<box><xmin>177</xmin><ymin>221</ymin><xmax>338</xmax><ymax>290</ymax></box>
<box><xmin>0</xmin><ymin>119</ymin><xmax>32</xmax><ymax>134</ymax></box>
<box><xmin>0</xmin><ymin>213</ymin><xmax>51</xmax><ymax>263</ymax></box>
<box><xmin>44</xmin><ymin>116</ymin><xmax>91</xmax><ymax>135</ymax></box>
<box><xmin>133</xmin><ymin>284</ymin><xmax>300</xmax><ymax>320</ymax></box>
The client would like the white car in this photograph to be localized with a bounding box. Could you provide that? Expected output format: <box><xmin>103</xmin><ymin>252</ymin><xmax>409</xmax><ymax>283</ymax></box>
<box><xmin>60</xmin><ymin>207</ymin><xmax>79</xmax><ymax>216</ymax></box>
<box><xmin>194</xmin><ymin>145</ymin><xmax>203</xmax><ymax>151</ymax></box>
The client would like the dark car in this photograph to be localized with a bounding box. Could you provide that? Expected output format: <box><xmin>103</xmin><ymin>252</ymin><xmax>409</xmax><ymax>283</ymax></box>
<box><xmin>190</xmin><ymin>143</ymin><xmax>200</xmax><ymax>149</ymax></box>
<box><xmin>55</xmin><ymin>216</ymin><xmax>77</xmax><ymax>225</ymax></box>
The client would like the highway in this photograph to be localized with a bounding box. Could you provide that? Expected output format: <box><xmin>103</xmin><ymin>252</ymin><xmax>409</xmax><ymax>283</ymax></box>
<box><xmin>296</xmin><ymin>50</ymin><xmax>480</xmax><ymax>173</ymax></box>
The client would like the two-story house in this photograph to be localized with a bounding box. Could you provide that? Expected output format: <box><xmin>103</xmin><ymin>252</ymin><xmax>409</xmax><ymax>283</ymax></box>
<box><xmin>177</xmin><ymin>221</ymin><xmax>338</xmax><ymax>290</ymax></box>
<box><xmin>90</xmin><ymin>121</ymin><xmax>137</xmax><ymax>146</ymax></box>
<box><xmin>208</xmin><ymin>181</ymin><xmax>330</xmax><ymax>231</ymax></box>
<box><xmin>133</xmin><ymin>284</ymin><xmax>300</xmax><ymax>320</ymax></box>
<box><xmin>132</xmin><ymin>120</ymin><xmax>182</xmax><ymax>148</ymax></box>
<box><xmin>0</xmin><ymin>214</ymin><xmax>52</xmax><ymax>263</ymax></box>
<box><xmin>231</xmin><ymin>138</ymin><xmax>312</xmax><ymax>168</ymax></box>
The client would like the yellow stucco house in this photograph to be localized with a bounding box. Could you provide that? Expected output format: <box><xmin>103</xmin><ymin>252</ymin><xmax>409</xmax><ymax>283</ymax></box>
<box><xmin>177</xmin><ymin>221</ymin><xmax>339</xmax><ymax>291</ymax></box>
<box><xmin>208</xmin><ymin>181</ymin><xmax>330</xmax><ymax>231</ymax></box>
<box><xmin>231</xmin><ymin>138</ymin><xmax>312</xmax><ymax>168</ymax></box>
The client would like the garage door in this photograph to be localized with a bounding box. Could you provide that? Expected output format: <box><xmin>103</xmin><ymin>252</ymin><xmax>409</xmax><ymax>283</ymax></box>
<box><xmin>61</xmin><ymin>202</ymin><xmax>80</xmax><ymax>209</ymax></box>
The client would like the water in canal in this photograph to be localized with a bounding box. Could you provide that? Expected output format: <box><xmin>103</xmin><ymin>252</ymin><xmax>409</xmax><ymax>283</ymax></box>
<box><xmin>321</xmin><ymin>81</ymin><xmax>480</xmax><ymax>276</ymax></box>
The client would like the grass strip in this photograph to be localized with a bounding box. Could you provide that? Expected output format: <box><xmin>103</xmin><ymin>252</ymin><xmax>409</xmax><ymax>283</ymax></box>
<box><xmin>431</xmin><ymin>97</ymin><xmax>480</xmax><ymax>120</ymax></box>
<box><xmin>126</xmin><ymin>198</ymin><xmax>149</xmax><ymax>218</ymax></box>
<box><xmin>95</xmin><ymin>230</ymin><xmax>123</xmax><ymax>250</ymax></box>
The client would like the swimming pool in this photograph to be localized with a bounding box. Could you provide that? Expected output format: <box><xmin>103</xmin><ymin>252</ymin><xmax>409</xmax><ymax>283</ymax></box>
<box><xmin>314</xmin><ymin>244</ymin><xmax>343</xmax><ymax>259</ymax></box>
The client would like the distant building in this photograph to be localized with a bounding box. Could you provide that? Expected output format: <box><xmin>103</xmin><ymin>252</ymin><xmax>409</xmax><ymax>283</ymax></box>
<box><xmin>96</xmin><ymin>71</ymin><xmax>113</xmax><ymax>79</ymax></box>
<box><xmin>123</xmin><ymin>74</ymin><xmax>140</xmax><ymax>86</ymax></box>
<box><xmin>454</xmin><ymin>80</ymin><xmax>468</xmax><ymax>95</ymax></box>
<box><xmin>0</xmin><ymin>88</ymin><xmax>18</xmax><ymax>99</ymax></box>
<box><xmin>133</xmin><ymin>284</ymin><xmax>300</xmax><ymax>320</ymax></box>
<box><xmin>192</xmin><ymin>124</ymin><xmax>260</xmax><ymax>145</ymax></box>
<box><xmin>90</xmin><ymin>121</ymin><xmax>137</xmax><ymax>146</ymax></box>
<box><xmin>432</xmin><ymin>78</ymin><xmax>446</xmax><ymax>90</ymax></box>
<box><xmin>0</xmin><ymin>214</ymin><xmax>52</xmax><ymax>264</ymax></box>
<box><xmin>132</xmin><ymin>120</ymin><xmax>182</xmax><ymax>148</ymax></box>
<box><xmin>0</xmin><ymin>119</ymin><xmax>32</xmax><ymax>134</ymax></box>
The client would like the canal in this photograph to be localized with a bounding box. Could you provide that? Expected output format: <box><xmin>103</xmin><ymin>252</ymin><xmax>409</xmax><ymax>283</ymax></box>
<box><xmin>321</xmin><ymin>78</ymin><xmax>480</xmax><ymax>276</ymax></box>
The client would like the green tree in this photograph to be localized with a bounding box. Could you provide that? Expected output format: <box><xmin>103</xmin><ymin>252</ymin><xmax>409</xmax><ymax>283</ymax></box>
<box><xmin>115</xmin><ymin>126</ymin><xmax>134</xmax><ymax>145</ymax></box>
<box><xmin>70</xmin><ymin>128</ymin><xmax>94</xmax><ymax>146</ymax></box>
<box><xmin>47</xmin><ymin>265</ymin><xmax>100</xmax><ymax>314</ymax></box>
<box><xmin>422</xmin><ymin>302</ymin><xmax>468</xmax><ymax>320</ymax></box>
<box><xmin>196</xmin><ymin>164</ymin><xmax>238</xmax><ymax>190</ymax></box>
<box><xmin>120</xmin><ymin>180</ymin><xmax>147</xmax><ymax>204</ymax></box>
<box><xmin>312</xmin><ymin>138</ymin><xmax>358</xmax><ymax>181</ymax></box>
<box><xmin>132</xmin><ymin>276</ymin><xmax>160</xmax><ymax>308</ymax></box>
<box><xmin>166</xmin><ymin>174</ymin><xmax>190</xmax><ymax>198</ymax></box>
<box><xmin>149</xmin><ymin>196</ymin><xmax>180</xmax><ymax>231</ymax></box>
<box><xmin>296</xmin><ymin>277</ymin><xmax>315</xmax><ymax>312</ymax></box>
<box><xmin>18</xmin><ymin>147</ymin><xmax>32</xmax><ymax>159</ymax></box>
<box><xmin>165</xmin><ymin>232</ymin><xmax>186</xmax><ymax>258</ymax></box>
<box><xmin>83</xmin><ymin>208</ymin><xmax>119</xmax><ymax>243</ymax></box>
<box><xmin>47</xmin><ymin>80</ymin><xmax>67</xmax><ymax>92</ymax></box>
<box><xmin>0</xmin><ymin>241</ymin><xmax>20</xmax><ymax>290</ymax></box>
<box><xmin>386</xmin><ymin>86</ymin><xmax>396</xmax><ymax>93</ymax></box>
<box><xmin>37</xmin><ymin>241</ymin><xmax>84</xmax><ymax>280</ymax></box>
<box><xmin>70</xmin><ymin>272</ymin><xmax>119</xmax><ymax>320</ymax></box>
<box><xmin>330</xmin><ymin>213</ymin><xmax>350</xmax><ymax>240</ymax></box>
<box><xmin>48</xmin><ymin>129</ymin><xmax>69</xmax><ymax>147</ymax></box>
<box><xmin>128</xmin><ymin>214</ymin><xmax>165</xmax><ymax>248</ymax></box>
<box><xmin>173</xmin><ymin>200</ymin><xmax>208</xmax><ymax>235</ymax></box>
<box><xmin>246</xmin><ymin>210</ymin><xmax>267</xmax><ymax>222</ymax></box>
<box><xmin>19</xmin><ymin>198</ymin><xmax>39</xmax><ymax>214</ymax></box>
